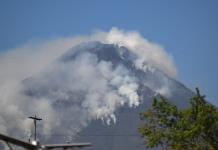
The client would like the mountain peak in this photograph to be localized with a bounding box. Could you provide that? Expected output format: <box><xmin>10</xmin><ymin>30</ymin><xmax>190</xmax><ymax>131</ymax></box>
<box><xmin>21</xmin><ymin>41</ymin><xmax>194</xmax><ymax>149</ymax></box>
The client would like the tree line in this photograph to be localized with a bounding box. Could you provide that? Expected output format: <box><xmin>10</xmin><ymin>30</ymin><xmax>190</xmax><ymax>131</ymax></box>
<box><xmin>139</xmin><ymin>88</ymin><xmax>218</xmax><ymax>150</ymax></box>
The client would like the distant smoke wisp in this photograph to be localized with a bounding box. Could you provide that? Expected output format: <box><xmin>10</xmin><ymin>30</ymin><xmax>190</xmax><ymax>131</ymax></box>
<box><xmin>0</xmin><ymin>28</ymin><xmax>176</xmax><ymax>141</ymax></box>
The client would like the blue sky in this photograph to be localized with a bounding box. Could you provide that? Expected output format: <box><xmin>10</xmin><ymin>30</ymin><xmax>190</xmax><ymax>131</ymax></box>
<box><xmin>0</xmin><ymin>0</ymin><xmax>217</xmax><ymax>106</ymax></box>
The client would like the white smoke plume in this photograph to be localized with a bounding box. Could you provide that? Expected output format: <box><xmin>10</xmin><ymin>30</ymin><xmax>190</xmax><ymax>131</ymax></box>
<box><xmin>0</xmin><ymin>28</ymin><xmax>176</xmax><ymax>141</ymax></box>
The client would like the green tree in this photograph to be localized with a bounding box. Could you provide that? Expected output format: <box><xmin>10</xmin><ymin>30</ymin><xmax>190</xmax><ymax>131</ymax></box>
<box><xmin>139</xmin><ymin>88</ymin><xmax>218</xmax><ymax>150</ymax></box>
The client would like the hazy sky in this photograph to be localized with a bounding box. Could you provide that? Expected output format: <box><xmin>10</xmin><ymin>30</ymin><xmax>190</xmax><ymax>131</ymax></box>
<box><xmin>0</xmin><ymin>0</ymin><xmax>217</xmax><ymax>106</ymax></box>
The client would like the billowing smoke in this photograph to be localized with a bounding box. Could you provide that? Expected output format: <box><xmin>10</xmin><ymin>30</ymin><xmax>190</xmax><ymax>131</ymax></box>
<box><xmin>0</xmin><ymin>28</ymin><xmax>176</xmax><ymax>141</ymax></box>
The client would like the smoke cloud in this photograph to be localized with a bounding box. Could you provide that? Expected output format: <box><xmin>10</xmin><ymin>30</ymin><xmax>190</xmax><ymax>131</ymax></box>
<box><xmin>0</xmin><ymin>28</ymin><xmax>176</xmax><ymax>141</ymax></box>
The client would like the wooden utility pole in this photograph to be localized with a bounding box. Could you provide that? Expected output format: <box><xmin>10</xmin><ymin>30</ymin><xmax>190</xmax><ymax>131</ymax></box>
<box><xmin>28</xmin><ymin>115</ymin><xmax>42</xmax><ymax>140</ymax></box>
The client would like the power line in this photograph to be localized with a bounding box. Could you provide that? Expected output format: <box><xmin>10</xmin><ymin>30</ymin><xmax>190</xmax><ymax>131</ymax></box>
<box><xmin>39</xmin><ymin>134</ymin><xmax>141</xmax><ymax>137</ymax></box>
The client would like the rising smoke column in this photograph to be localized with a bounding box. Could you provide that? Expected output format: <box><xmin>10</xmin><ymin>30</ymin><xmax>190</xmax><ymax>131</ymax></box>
<box><xmin>0</xmin><ymin>28</ymin><xmax>176</xmax><ymax>141</ymax></box>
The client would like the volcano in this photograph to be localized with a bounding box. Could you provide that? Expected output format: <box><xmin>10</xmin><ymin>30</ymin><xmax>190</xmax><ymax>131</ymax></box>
<box><xmin>22</xmin><ymin>41</ymin><xmax>194</xmax><ymax>150</ymax></box>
